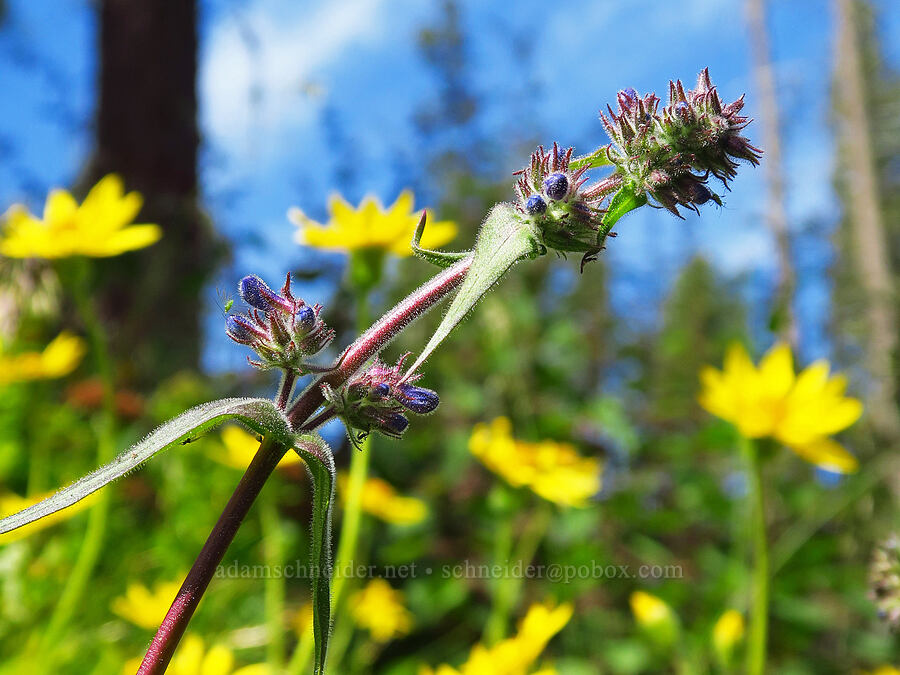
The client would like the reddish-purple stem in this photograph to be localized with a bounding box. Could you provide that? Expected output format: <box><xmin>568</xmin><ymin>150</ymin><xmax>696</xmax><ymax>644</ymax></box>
<box><xmin>137</xmin><ymin>435</ymin><xmax>286</xmax><ymax>675</ymax></box>
<box><xmin>137</xmin><ymin>255</ymin><xmax>471</xmax><ymax>674</ymax></box>
<box><xmin>287</xmin><ymin>255</ymin><xmax>472</xmax><ymax>427</ymax></box>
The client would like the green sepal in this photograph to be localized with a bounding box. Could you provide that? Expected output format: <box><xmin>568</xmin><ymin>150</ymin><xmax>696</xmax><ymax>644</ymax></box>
<box><xmin>407</xmin><ymin>203</ymin><xmax>543</xmax><ymax>375</ymax></box>
<box><xmin>0</xmin><ymin>398</ymin><xmax>294</xmax><ymax>535</ymax></box>
<box><xmin>411</xmin><ymin>211</ymin><xmax>471</xmax><ymax>269</ymax></box>
<box><xmin>292</xmin><ymin>433</ymin><xmax>336</xmax><ymax>675</ymax></box>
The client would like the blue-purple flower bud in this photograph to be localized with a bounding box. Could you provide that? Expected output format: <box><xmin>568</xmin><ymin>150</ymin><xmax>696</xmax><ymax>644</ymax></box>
<box><xmin>688</xmin><ymin>182</ymin><xmax>712</xmax><ymax>205</ymax></box>
<box><xmin>225</xmin><ymin>315</ymin><xmax>262</xmax><ymax>345</ymax></box>
<box><xmin>382</xmin><ymin>412</ymin><xmax>410</xmax><ymax>436</ymax></box>
<box><xmin>238</xmin><ymin>275</ymin><xmax>293</xmax><ymax>314</ymax></box>
<box><xmin>543</xmin><ymin>173</ymin><xmax>569</xmax><ymax>200</ymax></box>
<box><xmin>395</xmin><ymin>383</ymin><xmax>440</xmax><ymax>414</ymax></box>
<box><xmin>296</xmin><ymin>304</ymin><xmax>316</xmax><ymax>332</ymax></box>
<box><xmin>373</xmin><ymin>383</ymin><xmax>390</xmax><ymax>398</ymax></box>
<box><xmin>622</xmin><ymin>87</ymin><xmax>638</xmax><ymax>101</ymax></box>
<box><xmin>526</xmin><ymin>195</ymin><xmax>547</xmax><ymax>215</ymax></box>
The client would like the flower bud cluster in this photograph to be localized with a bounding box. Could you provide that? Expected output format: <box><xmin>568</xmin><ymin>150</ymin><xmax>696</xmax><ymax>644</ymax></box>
<box><xmin>600</xmin><ymin>68</ymin><xmax>761</xmax><ymax>216</ymax></box>
<box><xmin>513</xmin><ymin>142</ymin><xmax>612</xmax><ymax>261</ymax></box>
<box><xmin>225</xmin><ymin>273</ymin><xmax>334</xmax><ymax>372</ymax></box>
<box><xmin>323</xmin><ymin>354</ymin><xmax>439</xmax><ymax>443</ymax></box>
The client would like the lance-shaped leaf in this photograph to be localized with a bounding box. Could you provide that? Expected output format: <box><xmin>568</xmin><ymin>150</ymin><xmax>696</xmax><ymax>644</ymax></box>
<box><xmin>292</xmin><ymin>433</ymin><xmax>335</xmax><ymax>675</ymax></box>
<box><xmin>569</xmin><ymin>146</ymin><xmax>613</xmax><ymax>170</ymax></box>
<box><xmin>406</xmin><ymin>202</ymin><xmax>543</xmax><ymax>376</ymax></box>
<box><xmin>0</xmin><ymin>398</ymin><xmax>294</xmax><ymax>535</ymax></box>
<box><xmin>600</xmin><ymin>183</ymin><xmax>648</xmax><ymax>236</ymax></box>
<box><xmin>411</xmin><ymin>211</ymin><xmax>471</xmax><ymax>269</ymax></box>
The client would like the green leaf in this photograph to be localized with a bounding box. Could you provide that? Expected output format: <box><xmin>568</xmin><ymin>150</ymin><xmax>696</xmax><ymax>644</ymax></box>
<box><xmin>601</xmin><ymin>184</ymin><xmax>648</xmax><ymax>233</ymax></box>
<box><xmin>293</xmin><ymin>434</ymin><xmax>335</xmax><ymax>675</ymax></box>
<box><xmin>411</xmin><ymin>211</ymin><xmax>471</xmax><ymax>269</ymax></box>
<box><xmin>0</xmin><ymin>398</ymin><xmax>293</xmax><ymax>535</ymax></box>
<box><xmin>570</xmin><ymin>147</ymin><xmax>613</xmax><ymax>170</ymax></box>
<box><xmin>406</xmin><ymin>202</ymin><xmax>543</xmax><ymax>375</ymax></box>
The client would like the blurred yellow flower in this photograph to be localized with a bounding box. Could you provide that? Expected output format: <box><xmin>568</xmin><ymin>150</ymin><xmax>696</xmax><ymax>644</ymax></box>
<box><xmin>288</xmin><ymin>190</ymin><xmax>457</xmax><ymax>256</ymax></box>
<box><xmin>468</xmin><ymin>417</ymin><xmax>600</xmax><ymax>507</ymax></box>
<box><xmin>338</xmin><ymin>474</ymin><xmax>427</xmax><ymax>525</ymax></box>
<box><xmin>0</xmin><ymin>489</ymin><xmax>97</xmax><ymax>545</ymax></box>
<box><xmin>122</xmin><ymin>634</ymin><xmax>268</xmax><ymax>675</ymax></box>
<box><xmin>211</xmin><ymin>425</ymin><xmax>303</xmax><ymax>471</ymax></box>
<box><xmin>1</xmin><ymin>174</ymin><xmax>162</xmax><ymax>258</ymax></box>
<box><xmin>865</xmin><ymin>667</ymin><xmax>900</xmax><ymax>675</ymax></box>
<box><xmin>699</xmin><ymin>342</ymin><xmax>863</xmax><ymax>473</ymax></box>
<box><xmin>112</xmin><ymin>578</ymin><xmax>182</xmax><ymax>630</ymax></box>
<box><xmin>350</xmin><ymin>578</ymin><xmax>413</xmax><ymax>643</ymax></box>
<box><xmin>629</xmin><ymin>591</ymin><xmax>673</xmax><ymax>628</ymax></box>
<box><xmin>420</xmin><ymin>600</ymin><xmax>572</xmax><ymax>675</ymax></box>
<box><xmin>712</xmin><ymin>609</ymin><xmax>744</xmax><ymax>659</ymax></box>
<box><xmin>630</xmin><ymin>591</ymin><xmax>679</xmax><ymax>647</ymax></box>
<box><xmin>0</xmin><ymin>332</ymin><xmax>86</xmax><ymax>385</ymax></box>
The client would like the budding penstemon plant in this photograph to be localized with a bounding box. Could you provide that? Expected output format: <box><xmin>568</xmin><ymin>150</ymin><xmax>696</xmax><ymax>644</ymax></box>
<box><xmin>0</xmin><ymin>69</ymin><xmax>759</xmax><ymax>674</ymax></box>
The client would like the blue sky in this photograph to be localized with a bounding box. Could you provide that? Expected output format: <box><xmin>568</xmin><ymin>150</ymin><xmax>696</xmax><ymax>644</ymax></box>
<box><xmin>1</xmin><ymin>0</ymin><xmax>898</xmax><ymax>372</ymax></box>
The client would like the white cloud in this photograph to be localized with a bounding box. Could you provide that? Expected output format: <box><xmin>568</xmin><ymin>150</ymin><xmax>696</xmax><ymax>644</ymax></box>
<box><xmin>200</xmin><ymin>0</ymin><xmax>390</xmax><ymax>153</ymax></box>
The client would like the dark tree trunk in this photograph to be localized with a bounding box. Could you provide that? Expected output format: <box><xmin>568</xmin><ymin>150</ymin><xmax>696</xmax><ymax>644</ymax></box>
<box><xmin>87</xmin><ymin>0</ymin><xmax>222</xmax><ymax>385</ymax></box>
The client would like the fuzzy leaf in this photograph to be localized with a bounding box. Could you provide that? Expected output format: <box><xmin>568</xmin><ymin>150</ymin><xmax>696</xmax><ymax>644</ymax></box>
<box><xmin>0</xmin><ymin>398</ymin><xmax>293</xmax><ymax>535</ymax></box>
<box><xmin>601</xmin><ymin>183</ymin><xmax>648</xmax><ymax>232</ymax></box>
<box><xmin>411</xmin><ymin>211</ymin><xmax>471</xmax><ymax>269</ymax></box>
<box><xmin>570</xmin><ymin>147</ymin><xmax>613</xmax><ymax>170</ymax></box>
<box><xmin>293</xmin><ymin>434</ymin><xmax>335</xmax><ymax>675</ymax></box>
<box><xmin>406</xmin><ymin>202</ymin><xmax>543</xmax><ymax>375</ymax></box>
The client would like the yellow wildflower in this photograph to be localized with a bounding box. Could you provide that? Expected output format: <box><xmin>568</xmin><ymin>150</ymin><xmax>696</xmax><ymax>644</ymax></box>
<box><xmin>0</xmin><ymin>174</ymin><xmax>162</xmax><ymax>258</ymax></box>
<box><xmin>0</xmin><ymin>489</ymin><xmax>98</xmax><ymax>545</ymax></box>
<box><xmin>630</xmin><ymin>591</ymin><xmax>673</xmax><ymax>627</ymax></box>
<box><xmin>122</xmin><ymin>634</ymin><xmax>268</xmax><ymax>675</ymax></box>
<box><xmin>865</xmin><ymin>668</ymin><xmax>900</xmax><ymax>675</ymax></box>
<box><xmin>350</xmin><ymin>578</ymin><xmax>413</xmax><ymax>642</ymax></box>
<box><xmin>468</xmin><ymin>417</ymin><xmax>600</xmax><ymax>507</ymax></box>
<box><xmin>288</xmin><ymin>190</ymin><xmax>457</xmax><ymax>256</ymax></box>
<box><xmin>112</xmin><ymin>578</ymin><xmax>183</xmax><ymax>629</ymax></box>
<box><xmin>0</xmin><ymin>332</ymin><xmax>86</xmax><ymax>385</ymax></box>
<box><xmin>630</xmin><ymin>591</ymin><xmax>679</xmax><ymax>647</ymax></box>
<box><xmin>699</xmin><ymin>342</ymin><xmax>863</xmax><ymax>473</ymax></box>
<box><xmin>211</xmin><ymin>425</ymin><xmax>303</xmax><ymax>471</ymax></box>
<box><xmin>337</xmin><ymin>474</ymin><xmax>427</xmax><ymax>525</ymax></box>
<box><xmin>711</xmin><ymin>609</ymin><xmax>744</xmax><ymax>663</ymax></box>
<box><xmin>420</xmin><ymin>600</ymin><xmax>572</xmax><ymax>675</ymax></box>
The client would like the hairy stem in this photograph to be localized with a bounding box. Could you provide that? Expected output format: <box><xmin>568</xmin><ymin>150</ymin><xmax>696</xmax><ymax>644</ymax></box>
<box><xmin>137</xmin><ymin>436</ymin><xmax>287</xmax><ymax>675</ymax></box>
<box><xmin>287</xmin><ymin>256</ymin><xmax>472</xmax><ymax>428</ymax></box>
<box><xmin>276</xmin><ymin>369</ymin><xmax>297</xmax><ymax>411</ymax></box>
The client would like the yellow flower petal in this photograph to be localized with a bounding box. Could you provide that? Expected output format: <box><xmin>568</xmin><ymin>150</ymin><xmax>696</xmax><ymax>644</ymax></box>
<box><xmin>0</xmin><ymin>174</ymin><xmax>160</xmax><ymax>259</ymax></box>
<box><xmin>758</xmin><ymin>343</ymin><xmax>795</xmax><ymax>400</ymax></box>
<box><xmin>788</xmin><ymin>437</ymin><xmax>859</xmax><ymax>474</ymax></box>
<box><xmin>43</xmin><ymin>189</ymin><xmax>78</xmax><ymax>226</ymax></box>
<box><xmin>85</xmin><ymin>224</ymin><xmax>163</xmax><ymax>257</ymax></box>
<box><xmin>290</xmin><ymin>191</ymin><xmax>457</xmax><ymax>257</ymax></box>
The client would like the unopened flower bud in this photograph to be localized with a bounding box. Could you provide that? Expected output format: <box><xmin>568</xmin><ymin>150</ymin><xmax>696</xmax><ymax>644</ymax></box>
<box><xmin>226</xmin><ymin>315</ymin><xmax>263</xmax><ymax>345</ymax></box>
<box><xmin>395</xmin><ymin>383</ymin><xmax>440</xmax><ymax>414</ymax></box>
<box><xmin>383</xmin><ymin>412</ymin><xmax>410</xmax><ymax>436</ymax></box>
<box><xmin>543</xmin><ymin>173</ymin><xmax>569</xmax><ymax>200</ymax></box>
<box><xmin>526</xmin><ymin>195</ymin><xmax>547</xmax><ymax>215</ymax></box>
<box><xmin>239</xmin><ymin>275</ymin><xmax>293</xmax><ymax>314</ymax></box>
<box><xmin>296</xmin><ymin>304</ymin><xmax>316</xmax><ymax>332</ymax></box>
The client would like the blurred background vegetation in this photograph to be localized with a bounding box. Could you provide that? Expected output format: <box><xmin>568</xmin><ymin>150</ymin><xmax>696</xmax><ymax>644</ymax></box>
<box><xmin>1</xmin><ymin>0</ymin><xmax>899</xmax><ymax>673</ymax></box>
